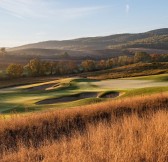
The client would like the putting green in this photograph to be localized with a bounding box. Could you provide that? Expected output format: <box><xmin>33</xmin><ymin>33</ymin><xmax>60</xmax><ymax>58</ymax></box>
<box><xmin>0</xmin><ymin>74</ymin><xmax>168</xmax><ymax>114</ymax></box>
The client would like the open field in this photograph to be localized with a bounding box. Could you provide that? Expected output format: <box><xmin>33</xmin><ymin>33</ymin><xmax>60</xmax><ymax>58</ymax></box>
<box><xmin>0</xmin><ymin>93</ymin><xmax>167</xmax><ymax>161</ymax></box>
<box><xmin>0</xmin><ymin>73</ymin><xmax>168</xmax><ymax>114</ymax></box>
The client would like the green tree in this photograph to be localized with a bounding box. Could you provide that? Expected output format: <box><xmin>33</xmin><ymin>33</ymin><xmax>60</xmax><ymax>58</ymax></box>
<box><xmin>61</xmin><ymin>52</ymin><xmax>70</xmax><ymax>58</ymax></box>
<box><xmin>6</xmin><ymin>64</ymin><xmax>23</xmax><ymax>78</ymax></box>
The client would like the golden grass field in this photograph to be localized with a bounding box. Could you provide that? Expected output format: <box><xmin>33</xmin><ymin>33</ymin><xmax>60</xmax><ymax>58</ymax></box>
<box><xmin>0</xmin><ymin>93</ymin><xmax>167</xmax><ymax>162</ymax></box>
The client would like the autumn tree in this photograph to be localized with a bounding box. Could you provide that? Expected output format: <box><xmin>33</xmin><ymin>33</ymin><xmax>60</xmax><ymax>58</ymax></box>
<box><xmin>52</xmin><ymin>61</ymin><xmax>59</xmax><ymax>75</ymax></box>
<box><xmin>6</xmin><ymin>64</ymin><xmax>24</xmax><ymax>78</ymax></box>
<box><xmin>66</xmin><ymin>61</ymin><xmax>78</xmax><ymax>73</ymax></box>
<box><xmin>41</xmin><ymin>61</ymin><xmax>55</xmax><ymax>75</ymax></box>
<box><xmin>97</xmin><ymin>60</ymin><xmax>106</xmax><ymax>70</ymax></box>
<box><xmin>118</xmin><ymin>56</ymin><xmax>127</xmax><ymax>66</ymax></box>
<box><xmin>0</xmin><ymin>48</ymin><xmax>7</xmax><ymax>57</ymax></box>
<box><xmin>134</xmin><ymin>52</ymin><xmax>151</xmax><ymax>63</ymax></box>
<box><xmin>151</xmin><ymin>54</ymin><xmax>160</xmax><ymax>62</ymax></box>
<box><xmin>110</xmin><ymin>57</ymin><xmax>118</xmax><ymax>67</ymax></box>
<box><xmin>159</xmin><ymin>54</ymin><xmax>168</xmax><ymax>62</ymax></box>
<box><xmin>106</xmin><ymin>59</ymin><xmax>113</xmax><ymax>68</ymax></box>
<box><xmin>81</xmin><ymin>60</ymin><xmax>96</xmax><ymax>72</ymax></box>
<box><xmin>26</xmin><ymin>58</ymin><xmax>43</xmax><ymax>76</ymax></box>
<box><xmin>57</xmin><ymin>61</ymin><xmax>68</xmax><ymax>75</ymax></box>
<box><xmin>118</xmin><ymin>56</ymin><xmax>134</xmax><ymax>66</ymax></box>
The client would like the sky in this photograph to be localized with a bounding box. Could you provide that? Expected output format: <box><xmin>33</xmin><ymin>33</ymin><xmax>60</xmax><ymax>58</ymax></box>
<box><xmin>0</xmin><ymin>0</ymin><xmax>168</xmax><ymax>47</ymax></box>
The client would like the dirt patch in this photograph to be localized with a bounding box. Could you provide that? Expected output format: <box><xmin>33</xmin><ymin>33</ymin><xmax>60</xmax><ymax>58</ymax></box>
<box><xmin>36</xmin><ymin>92</ymin><xmax>97</xmax><ymax>105</ymax></box>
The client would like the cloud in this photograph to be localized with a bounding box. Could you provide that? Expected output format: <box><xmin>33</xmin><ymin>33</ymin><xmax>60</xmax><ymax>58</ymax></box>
<box><xmin>0</xmin><ymin>0</ymin><xmax>106</xmax><ymax>19</ymax></box>
<box><xmin>126</xmin><ymin>4</ymin><xmax>130</xmax><ymax>13</ymax></box>
<box><xmin>53</xmin><ymin>6</ymin><xmax>107</xmax><ymax>19</ymax></box>
<box><xmin>0</xmin><ymin>0</ymin><xmax>47</xmax><ymax>19</ymax></box>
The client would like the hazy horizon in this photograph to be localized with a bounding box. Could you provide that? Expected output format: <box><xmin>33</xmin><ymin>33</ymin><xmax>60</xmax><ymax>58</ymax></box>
<box><xmin>0</xmin><ymin>0</ymin><xmax>168</xmax><ymax>47</ymax></box>
<box><xmin>3</xmin><ymin>27</ymin><xmax>167</xmax><ymax>49</ymax></box>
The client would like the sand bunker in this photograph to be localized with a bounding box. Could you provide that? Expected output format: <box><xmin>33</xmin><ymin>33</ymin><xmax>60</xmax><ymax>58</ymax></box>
<box><xmin>100</xmin><ymin>92</ymin><xmax>121</xmax><ymax>98</ymax></box>
<box><xmin>37</xmin><ymin>92</ymin><xmax>97</xmax><ymax>105</ymax></box>
<box><xmin>25</xmin><ymin>83</ymin><xmax>57</xmax><ymax>92</ymax></box>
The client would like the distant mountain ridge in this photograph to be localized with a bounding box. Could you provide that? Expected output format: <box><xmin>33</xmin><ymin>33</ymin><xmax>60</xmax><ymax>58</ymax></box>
<box><xmin>9</xmin><ymin>28</ymin><xmax>168</xmax><ymax>51</ymax></box>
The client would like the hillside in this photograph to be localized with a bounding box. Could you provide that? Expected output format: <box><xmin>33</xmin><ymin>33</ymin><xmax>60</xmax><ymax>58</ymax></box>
<box><xmin>82</xmin><ymin>62</ymin><xmax>168</xmax><ymax>79</ymax></box>
<box><xmin>9</xmin><ymin>28</ymin><xmax>168</xmax><ymax>51</ymax></box>
<box><xmin>5</xmin><ymin>28</ymin><xmax>168</xmax><ymax>60</ymax></box>
<box><xmin>7</xmin><ymin>48</ymin><xmax>127</xmax><ymax>60</ymax></box>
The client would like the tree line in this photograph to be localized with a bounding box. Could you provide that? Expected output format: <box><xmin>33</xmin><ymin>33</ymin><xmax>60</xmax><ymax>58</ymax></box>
<box><xmin>5</xmin><ymin>51</ymin><xmax>168</xmax><ymax>78</ymax></box>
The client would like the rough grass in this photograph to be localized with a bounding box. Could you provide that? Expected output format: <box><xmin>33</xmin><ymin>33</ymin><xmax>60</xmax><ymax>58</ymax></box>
<box><xmin>0</xmin><ymin>93</ymin><xmax>167</xmax><ymax>161</ymax></box>
<box><xmin>0</xmin><ymin>76</ymin><xmax>59</xmax><ymax>89</ymax></box>
<box><xmin>82</xmin><ymin>62</ymin><xmax>168</xmax><ymax>80</ymax></box>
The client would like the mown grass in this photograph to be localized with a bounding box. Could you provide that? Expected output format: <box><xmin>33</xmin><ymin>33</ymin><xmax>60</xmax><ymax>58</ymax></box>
<box><xmin>129</xmin><ymin>73</ymin><xmax>168</xmax><ymax>81</ymax></box>
<box><xmin>47</xmin><ymin>98</ymin><xmax>105</xmax><ymax>109</ymax></box>
<box><xmin>0</xmin><ymin>78</ymin><xmax>102</xmax><ymax>114</ymax></box>
<box><xmin>1</xmin><ymin>75</ymin><xmax>168</xmax><ymax>114</ymax></box>
<box><xmin>0</xmin><ymin>93</ymin><xmax>167</xmax><ymax>162</ymax></box>
<box><xmin>122</xmin><ymin>86</ymin><xmax>168</xmax><ymax>98</ymax></box>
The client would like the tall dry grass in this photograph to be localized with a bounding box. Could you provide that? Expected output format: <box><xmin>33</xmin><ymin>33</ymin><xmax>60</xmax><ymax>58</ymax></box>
<box><xmin>0</xmin><ymin>93</ymin><xmax>168</xmax><ymax>162</ymax></box>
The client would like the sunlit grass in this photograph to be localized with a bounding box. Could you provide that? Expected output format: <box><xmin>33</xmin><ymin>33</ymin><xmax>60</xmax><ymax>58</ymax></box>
<box><xmin>0</xmin><ymin>93</ymin><xmax>167</xmax><ymax>162</ymax></box>
<box><xmin>1</xmin><ymin>74</ymin><xmax>168</xmax><ymax>114</ymax></box>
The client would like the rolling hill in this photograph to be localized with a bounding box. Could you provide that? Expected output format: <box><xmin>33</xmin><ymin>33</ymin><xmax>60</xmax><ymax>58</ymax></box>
<box><xmin>9</xmin><ymin>28</ymin><xmax>168</xmax><ymax>51</ymax></box>
<box><xmin>6</xmin><ymin>28</ymin><xmax>168</xmax><ymax>60</ymax></box>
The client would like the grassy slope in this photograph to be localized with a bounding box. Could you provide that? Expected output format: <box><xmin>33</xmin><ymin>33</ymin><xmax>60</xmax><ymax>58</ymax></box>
<box><xmin>0</xmin><ymin>93</ymin><xmax>168</xmax><ymax>162</ymax></box>
<box><xmin>122</xmin><ymin>87</ymin><xmax>168</xmax><ymax>98</ymax></box>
